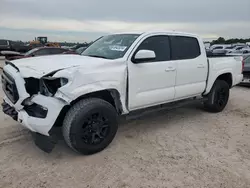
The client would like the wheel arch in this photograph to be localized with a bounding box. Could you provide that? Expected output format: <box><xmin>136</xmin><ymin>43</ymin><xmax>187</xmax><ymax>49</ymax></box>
<box><xmin>70</xmin><ymin>89</ymin><xmax>124</xmax><ymax>114</ymax></box>
<box><xmin>204</xmin><ymin>71</ymin><xmax>233</xmax><ymax>95</ymax></box>
<box><xmin>216</xmin><ymin>73</ymin><xmax>233</xmax><ymax>88</ymax></box>
<box><xmin>53</xmin><ymin>89</ymin><xmax>123</xmax><ymax>128</ymax></box>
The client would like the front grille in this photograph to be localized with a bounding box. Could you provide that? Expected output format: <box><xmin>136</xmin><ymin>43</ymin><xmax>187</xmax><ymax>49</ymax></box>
<box><xmin>1</xmin><ymin>70</ymin><xmax>19</xmax><ymax>103</ymax></box>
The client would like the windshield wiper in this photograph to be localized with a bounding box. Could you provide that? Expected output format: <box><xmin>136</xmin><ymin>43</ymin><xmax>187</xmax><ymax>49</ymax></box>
<box><xmin>85</xmin><ymin>55</ymin><xmax>108</xmax><ymax>59</ymax></box>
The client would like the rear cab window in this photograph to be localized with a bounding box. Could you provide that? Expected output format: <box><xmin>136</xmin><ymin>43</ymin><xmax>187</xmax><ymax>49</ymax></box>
<box><xmin>170</xmin><ymin>36</ymin><xmax>201</xmax><ymax>60</ymax></box>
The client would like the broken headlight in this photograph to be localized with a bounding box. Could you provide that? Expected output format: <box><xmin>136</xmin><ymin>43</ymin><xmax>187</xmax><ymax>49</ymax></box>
<box><xmin>40</xmin><ymin>77</ymin><xmax>68</xmax><ymax>96</ymax></box>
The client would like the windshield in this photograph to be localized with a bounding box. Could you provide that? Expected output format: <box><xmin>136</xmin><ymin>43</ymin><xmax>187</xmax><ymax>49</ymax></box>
<box><xmin>82</xmin><ymin>34</ymin><xmax>140</xmax><ymax>59</ymax></box>
<box><xmin>25</xmin><ymin>48</ymin><xmax>38</xmax><ymax>56</ymax></box>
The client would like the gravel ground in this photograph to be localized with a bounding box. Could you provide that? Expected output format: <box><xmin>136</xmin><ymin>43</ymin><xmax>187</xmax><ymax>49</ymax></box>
<box><xmin>0</xmin><ymin>58</ymin><xmax>250</xmax><ymax>188</ymax></box>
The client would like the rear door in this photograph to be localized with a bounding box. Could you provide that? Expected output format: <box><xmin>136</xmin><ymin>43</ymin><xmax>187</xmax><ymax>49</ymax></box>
<box><xmin>170</xmin><ymin>36</ymin><xmax>208</xmax><ymax>99</ymax></box>
<box><xmin>128</xmin><ymin>35</ymin><xmax>176</xmax><ymax>110</ymax></box>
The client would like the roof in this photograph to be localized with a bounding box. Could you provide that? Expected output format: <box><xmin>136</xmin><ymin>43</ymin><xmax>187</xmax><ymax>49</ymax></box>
<box><xmin>113</xmin><ymin>30</ymin><xmax>199</xmax><ymax>38</ymax></box>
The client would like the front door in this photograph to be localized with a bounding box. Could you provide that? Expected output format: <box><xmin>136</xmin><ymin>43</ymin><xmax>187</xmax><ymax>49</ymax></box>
<box><xmin>128</xmin><ymin>35</ymin><xmax>176</xmax><ymax>110</ymax></box>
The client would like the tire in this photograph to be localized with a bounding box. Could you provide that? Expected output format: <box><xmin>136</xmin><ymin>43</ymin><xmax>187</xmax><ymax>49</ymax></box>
<box><xmin>62</xmin><ymin>98</ymin><xmax>118</xmax><ymax>155</ymax></box>
<box><xmin>204</xmin><ymin>80</ymin><xmax>230</xmax><ymax>113</ymax></box>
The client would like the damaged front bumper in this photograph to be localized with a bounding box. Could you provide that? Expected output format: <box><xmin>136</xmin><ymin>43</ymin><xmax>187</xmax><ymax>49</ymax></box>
<box><xmin>2</xmin><ymin>64</ymin><xmax>67</xmax><ymax>152</ymax></box>
<box><xmin>3</xmin><ymin>95</ymin><xmax>66</xmax><ymax>136</ymax></box>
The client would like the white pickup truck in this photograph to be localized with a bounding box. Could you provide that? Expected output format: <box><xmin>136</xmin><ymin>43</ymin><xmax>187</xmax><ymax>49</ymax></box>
<box><xmin>2</xmin><ymin>31</ymin><xmax>243</xmax><ymax>154</ymax></box>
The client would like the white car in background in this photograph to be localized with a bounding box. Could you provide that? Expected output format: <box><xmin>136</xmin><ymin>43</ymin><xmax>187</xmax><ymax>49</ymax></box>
<box><xmin>227</xmin><ymin>46</ymin><xmax>249</xmax><ymax>54</ymax></box>
<box><xmin>241</xmin><ymin>47</ymin><xmax>250</xmax><ymax>53</ymax></box>
<box><xmin>213</xmin><ymin>45</ymin><xmax>249</xmax><ymax>56</ymax></box>
<box><xmin>226</xmin><ymin>51</ymin><xmax>250</xmax><ymax>58</ymax></box>
<box><xmin>209</xmin><ymin>45</ymin><xmax>231</xmax><ymax>55</ymax></box>
<box><xmin>209</xmin><ymin>44</ymin><xmax>231</xmax><ymax>51</ymax></box>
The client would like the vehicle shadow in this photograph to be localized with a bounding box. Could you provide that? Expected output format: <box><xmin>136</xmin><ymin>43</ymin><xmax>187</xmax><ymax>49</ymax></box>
<box><xmin>22</xmin><ymin>102</ymin><xmax>206</xmax><ymax>159</ymax></box>
<box><xmin>57</xmin><ymin>102</ymin><xmax>203</xmax><ymax>151</ymax></box>
<box><xmin>118</xmin><ymin>102</ymin><xmax>204</xmax><ymax>133</ymax></box>
<box><xmin>237</xmin><ymin>84</ymin><xmax>250</xmax><ymax>88</ymax></box>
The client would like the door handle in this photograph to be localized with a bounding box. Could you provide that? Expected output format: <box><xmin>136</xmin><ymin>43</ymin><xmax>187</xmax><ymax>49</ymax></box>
<box><xmin>165</xmin><ymin>67</ymin><xmax>176</xmax><ymax>72</ymax></box>
<box><xmin>197</xmin><ymin>64</ymin><xmax>205</xmax><ymax>68</ymax></box>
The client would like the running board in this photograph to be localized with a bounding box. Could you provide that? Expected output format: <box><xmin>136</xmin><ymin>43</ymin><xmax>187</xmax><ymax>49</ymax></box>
<box><xmin>124</xmin><ymin>96</ymin><xmax>207</xmax><ymax>121</ymax></box>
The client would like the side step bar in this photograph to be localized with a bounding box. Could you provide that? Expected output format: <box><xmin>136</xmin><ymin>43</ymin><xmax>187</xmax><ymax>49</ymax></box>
<box><xmin>124</xmin><ymin>96</ymin><xmax>207</xmax><ymax>121</ymax></box>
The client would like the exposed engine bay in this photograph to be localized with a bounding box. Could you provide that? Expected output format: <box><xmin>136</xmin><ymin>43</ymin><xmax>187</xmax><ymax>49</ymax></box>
<box><xmin>24</xmin><ymin>72</ymin><xmax>68</xmax><ymax>97</ymax></box>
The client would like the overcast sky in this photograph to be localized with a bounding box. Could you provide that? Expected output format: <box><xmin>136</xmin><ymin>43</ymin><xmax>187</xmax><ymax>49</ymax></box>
<box><xmin>0</xmin><ymin>0</ymin><xmax>250</xmax><ymax>42</ymax></box>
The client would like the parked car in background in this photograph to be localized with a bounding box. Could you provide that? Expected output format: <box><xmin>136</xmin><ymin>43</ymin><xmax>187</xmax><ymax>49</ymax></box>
<box><xmin>226</xmin><ymin>51</ymin><xmax>250</xmax><ymax>58</ymax></box>
<box><xmin>10</xmin><ymin>41</ymin><xmax>30</xmax><ymax>53</ymax></box>
<box><xmin>3</xmin><ymin>47</ymin><xmax>72</xmax><ymax>60</ymax></box>
<box><xmin>70</xmin><ymin>43</ymin><xmax>89</xmax><ymax>51</ymax></box>
<box><xmin>227</xmin><ymin>46</ymin><xmax>249</xmax><ymax>54</ymax></box>
<box><xmin>0</xmin><ymin>39</ymin><xmax>30</xmax><ymax>53</ymax></box>
<box><xmin>241</xmin><ymin>55</ymin><xmax>250</xmax><ymax>84</ymax></box>
<box><xmin>0</xmin><ymin>39</ymin><xmax>12</xmax><ymax>52</ymax></box>
<box><xmin>75</xmin><ymin>46</ymin><xmax>88</xmax><ymax>54</ymax></box>
<box><xmin>204</xmin><ymin>42</ymin><xmax>211</xmax><ymax>50</ymax></box>
<box><xmin>210</xmin><ymin>44</ymin><xmax>231</xmax><ymax>51</ymax></box>
<box><xmin>0</xmin><ymin>51</ymin><xmax>21</xmax><ymax>57</ymax></box>
<box><xmin>210</xmin><ymin>44</ymin><xmax>231</xmax><ymax>56</ymax></box>
<box><xmin>211</xmin><ymin>45</ymin><xmax>249</xmax><ymax>56</ymax></box>
<box><xmin>240</xmin><ymin>47</ymin><xmax>250</xmax><ymax>54</ymax></box>
<box><xmin>63</xmin><ymin>46</ymin><xmax>88</xmax><ymax>55</ymax></box>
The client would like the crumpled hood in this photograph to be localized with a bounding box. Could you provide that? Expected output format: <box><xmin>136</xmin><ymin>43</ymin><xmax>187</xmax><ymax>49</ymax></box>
<box><xmin>11</xmin><ymin>54</ymin><xmax>114</xmax><ymax>78</ymax></box>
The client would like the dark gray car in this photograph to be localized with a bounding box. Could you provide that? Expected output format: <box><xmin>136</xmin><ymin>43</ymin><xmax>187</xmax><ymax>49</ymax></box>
<box><xmin>0</xmin><ymin>39</ymin><xmax>11</xmax><ymax>51</ymax></box>
<box><xmin>0</xmin><ymin>39</ymin><xmax>30</xmax><ymax>53</ymax></box>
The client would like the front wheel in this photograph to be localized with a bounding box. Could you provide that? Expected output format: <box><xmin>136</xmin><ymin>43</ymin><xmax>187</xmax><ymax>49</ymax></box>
<box><xmin>62</xmin><ymin>98</ymin><xmax>118</xmax><ymax>155</ymax></box>
<box><xmin>204</xmin><ymin>80</ymin><xmax>230</xmax><ymax>113</ymax></box>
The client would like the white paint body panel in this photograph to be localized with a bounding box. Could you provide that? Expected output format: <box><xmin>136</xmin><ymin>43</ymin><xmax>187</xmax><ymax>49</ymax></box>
<box><xmin>2</xmin><ymin>31</ymin><xmax>243</xmax><ymax>136</ymax></box>
<box><xmin>204</xmin><ymin>56</ymin><xmax>243</xmax><ymax>95</ymax></box>
<box><xmin>174</xmin><ymin>37</ymin><xmax>208</xmax><ymax>99</ymax></box>
<box><xmin>128</xmin><ymin>60</ymin><xmax>176</xmax><ymax>110</ymax></box>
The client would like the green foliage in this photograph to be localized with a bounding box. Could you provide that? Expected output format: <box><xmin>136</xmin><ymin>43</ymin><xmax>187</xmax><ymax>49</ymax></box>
<box><xmin>211</xmin><ymin>37</ymin><xmax>250</xmax><ymax>45</ymax></box>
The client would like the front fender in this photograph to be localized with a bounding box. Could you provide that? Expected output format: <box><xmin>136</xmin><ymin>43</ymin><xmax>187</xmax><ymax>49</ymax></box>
<box><xmin>55</xmin><ymin>81</ymin><xmax>128</xmax><ymax>113</ymax></box>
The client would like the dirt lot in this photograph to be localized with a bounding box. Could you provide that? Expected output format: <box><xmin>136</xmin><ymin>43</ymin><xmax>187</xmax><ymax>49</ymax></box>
<box><xmin>0</xmin><ymin>57</ymin><xmax>250</xmax><ymax>188</ymax></box>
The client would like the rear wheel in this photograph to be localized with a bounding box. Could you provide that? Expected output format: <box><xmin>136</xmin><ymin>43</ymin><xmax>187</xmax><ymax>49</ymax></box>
<box><xmin>62</xmin><ymin>98</ymin><xmax>118</xmax><ymax>155</ymax></box>
<box><xmin>204</xmin><ymin>80</ymin><xmax>230</xmax><ymax>113</ymax></box>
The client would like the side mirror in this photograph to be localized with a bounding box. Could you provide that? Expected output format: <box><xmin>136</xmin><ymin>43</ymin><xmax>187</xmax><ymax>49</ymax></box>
<box><xmin>134</xmin><ymin>50</ymin><xmax>156</xmax><ymax>63</ymax></box>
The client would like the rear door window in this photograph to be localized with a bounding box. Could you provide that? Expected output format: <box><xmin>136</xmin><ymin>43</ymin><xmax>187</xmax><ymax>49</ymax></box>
<box><xmin>170</xmin><ymin>36</ymin><xmax>201</xmax><ymax>60</ymax></box>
